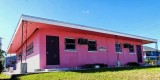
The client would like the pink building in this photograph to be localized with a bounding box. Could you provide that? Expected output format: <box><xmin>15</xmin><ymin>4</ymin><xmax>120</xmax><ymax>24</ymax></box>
<box><xmin>7</xmin><ymin>15</ymin><xmax>157</xmax><ymax>73</ymax></box>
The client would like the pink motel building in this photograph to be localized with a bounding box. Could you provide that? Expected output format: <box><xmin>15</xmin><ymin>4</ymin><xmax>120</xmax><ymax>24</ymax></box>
<box><xmin>7</xmin><ymin>15</ymin><xmax>157</xmax><ymax>73</ymax></box>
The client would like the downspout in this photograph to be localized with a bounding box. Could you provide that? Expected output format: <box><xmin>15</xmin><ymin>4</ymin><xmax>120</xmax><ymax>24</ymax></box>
<box><xmin>20</xmin><ymin>20</ymin><xmax>24</xmax><ymax>74</ymax></box>
<box><xmin>21</xmin><ymin>20</ymin><xmax>24</xmax><ymax>64</ymax></box>
<box><xmin>155</xmin><ymin>42</ymin><xmax>159</xmax><ymax>61</ymax></box>
<box><xmin>20</xmin><ymin>20</ymin><xmax>29</xmax><ymax>73</ymax></box>
<box><xmin>115</xmin><ymin>35</ymin><xmax>120</xmax><ymax>67</ymax></box>
<box><xmin>25</xmin><ymin>21</ymin><xmax>28</xmax><ymax>63</ymax></box>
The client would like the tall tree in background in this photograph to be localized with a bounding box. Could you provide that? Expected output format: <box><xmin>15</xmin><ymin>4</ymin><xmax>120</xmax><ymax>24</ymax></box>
<box><xmin>0</xmin><ymin>49</ymin><xmax>5</xmax><ymax>57</ymax></box>
<box><xmin>0</xmin><ymin>49</ymin><xmax>5</xmax><ymax>73</ymax></box>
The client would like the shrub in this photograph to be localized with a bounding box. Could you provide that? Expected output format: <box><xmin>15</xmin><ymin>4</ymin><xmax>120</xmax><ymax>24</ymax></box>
<box><xmin>0</xmin><ymin>61</ymin><xmax>3</xmax><ymax>73</ymax></box>
<box><xmin>126</xmin><ymin>62</ymin><xmax>140</xmax><ymax>66</ymax></box>
<box><xmin>95</xmin><ymin>63</ymin><xmax>107</xmax><ymax>68</ymax></box>
<box><xmin>81</xmin><ymin>64</ymin><xmax>93</xmax><ymax>68</ymax></box>
<box><xmin>81</xmin><ymin>63</ymin><xmax>108</xmax><ymax>69</ymax></box>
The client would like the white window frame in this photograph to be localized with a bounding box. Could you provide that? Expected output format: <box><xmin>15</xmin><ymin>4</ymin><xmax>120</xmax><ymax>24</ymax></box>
<box><xmin>88</xmin><ymin>40</ymin><xmax>97</xmax><ymax>52</ymax></box>
<box><xmin>115</xmin><ymin>43</ymin><xmax>122</xmax><ymax>53</ymax></box>
<box><xmin>129</xmin><ymin>44</ymin><xmax>135</xmax><ymax>54</ymax></box>
<box><xmin>64</xmin><ymin>38</ymin><xmax>76</xmax><ymax>51</ymax></box>
<box><xmin>18</xmin><ymin>52</ymin><xmax>22</xmax><ymax>60</ymax></box>
<box><xmin>26</xmin><ymin>42</ymin><xmax>34</xmax><ymax>56</ymax></box>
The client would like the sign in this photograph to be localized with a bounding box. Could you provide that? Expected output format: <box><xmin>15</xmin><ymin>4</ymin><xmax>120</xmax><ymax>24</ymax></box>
<box><xmin>99</xmin><ymin>47</ymin><xmax>106</xmax><ymax>51</ymax></box>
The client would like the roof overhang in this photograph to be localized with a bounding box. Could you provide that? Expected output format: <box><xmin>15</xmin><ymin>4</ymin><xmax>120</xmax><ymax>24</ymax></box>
<box><xmin>7</xmin><ymin>14</ymin><xmax>157</xmax><ymax>54</ymax></box>
<box><xmin>21</xmin><ymin>15</ymin><xmax>157</xmax><ymax>43</ymax></box>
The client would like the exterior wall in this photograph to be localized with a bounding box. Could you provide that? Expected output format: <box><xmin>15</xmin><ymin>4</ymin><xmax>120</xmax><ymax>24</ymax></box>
<box><xmin>39</xmin><ymin>28</ymin><xmax>144</xmax><ymax>69</ymax></box>
<box><xmin>15</xmin><ymin>31</ymin><xmax>40</xmax><ymax>73</ymax></box>
<box><xmin>15</xmin><ymin>27</ymin><xmax>144</xmax><ymax>72</ymax></box>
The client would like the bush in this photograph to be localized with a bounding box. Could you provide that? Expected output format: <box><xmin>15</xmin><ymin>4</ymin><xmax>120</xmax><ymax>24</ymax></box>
<box><xmin>126</xmin><ymin>62</ymin><xmax>140</xmax><ymax>66</ymax></box>
<box><xmin>0</xmin><ymin>61</ymin><xmax>3</xmax><ymax>73</ymax></box>
<box><xmin>95</xmin><ymin>63</ymin><xmax>107</xmax><ymax>68</ymax></box>
<box><xmin>81</xmin><ymin>64</ymin><xmax>94</xmax><ymax>68</ymax></box>
<box><xmin>81</xmin><ymin>63</ymin><xmax>108</xmax><ymax>69</ymax></box>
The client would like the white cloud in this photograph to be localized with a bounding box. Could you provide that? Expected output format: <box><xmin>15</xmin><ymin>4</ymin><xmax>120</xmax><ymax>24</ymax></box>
<box><xmin>82</xmin><ymin>10</ymin><xmax>90</xmax><ymax>14</ymax></box>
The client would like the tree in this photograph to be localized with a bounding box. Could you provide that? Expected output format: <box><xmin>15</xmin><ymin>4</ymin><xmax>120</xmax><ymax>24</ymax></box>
<box><xmin>0</xmin><ymin>61</ymin><xmax>3</xmax><ymax>73</ymax></box>
<box><xmin>0</xmin><ymin>49</ymin><xmax>5</xmax><ymax>58</ymax></box>
<box><xmin>0</xmin><ymin>49</ymin><xmax>5</xmax><ymax>73</ymax></box>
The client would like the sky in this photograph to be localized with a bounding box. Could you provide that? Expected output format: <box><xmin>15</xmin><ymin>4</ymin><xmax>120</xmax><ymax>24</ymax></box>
<box><xmin>0</xmin><ymin>0</ymin><xmax>160</xmax><ymax>51</ymax></box>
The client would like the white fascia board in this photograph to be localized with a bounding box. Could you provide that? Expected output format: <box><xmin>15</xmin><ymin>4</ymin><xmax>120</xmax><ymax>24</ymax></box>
<box><xmin>21</xmin><ymin>14</ymin><xmax>157</xmax><ymax>43</ymax></box>
<box><xmin>7</xmin><ymin>17</ymin><xmax>23</xmax><ymax>53</ymax></box>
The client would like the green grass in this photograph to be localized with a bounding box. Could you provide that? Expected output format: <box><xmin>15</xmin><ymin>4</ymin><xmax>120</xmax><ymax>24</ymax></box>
<box><xmin>0</xmin><ymin>73</ymin><xmax>11</xmax><ymax>79</ymax></box>
<box><xmin>3</xmin><ymin>66</ymin><xmax>160</xmax><ymax>80</ymax></box>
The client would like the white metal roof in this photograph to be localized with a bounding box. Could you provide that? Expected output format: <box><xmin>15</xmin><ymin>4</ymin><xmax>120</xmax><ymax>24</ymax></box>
<box><xmin>143</xmin><ymin>46</ymin><xmax>159</xmax><ymax>51</ymax></box>
<box><xmin>20</xmin><ymin>14</ymin><xmax>157</xmax><ymax>43</ymax></box>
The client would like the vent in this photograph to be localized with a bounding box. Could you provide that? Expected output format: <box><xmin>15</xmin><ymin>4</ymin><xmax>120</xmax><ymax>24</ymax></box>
<box><xmin>124</xmin><ymin>43</ymin><xmax>130</xmax><ymax>48</ymax></box>
<box><xmin>78</xmin><ymin>38</ymin><xmax>88</xmax><ymax>45</ymax></box>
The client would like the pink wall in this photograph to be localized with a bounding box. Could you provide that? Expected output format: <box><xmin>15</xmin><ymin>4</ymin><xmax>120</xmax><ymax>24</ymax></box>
<box><xmin>14</xmin><ymin>26</ymin><xmax>144</xmax><ymax>71</ymax></box>
<box><xmin>39</xmin><ymin>28</ymin><xmax>143</xmax><ymax>69</ymax></box>
<box><xmin>16</xmin><ymin>30</ymin><xmax>40</xmax><ymax>62</ymax></box>
<box><xmin>16</xmin><ymin>30</ymin><xmax>40</xmax><ymax>72</ymax></box>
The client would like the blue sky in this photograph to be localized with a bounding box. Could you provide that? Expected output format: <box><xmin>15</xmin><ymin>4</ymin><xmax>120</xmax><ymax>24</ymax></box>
<box><xmin>0</xmin><ymin>0</ymin><xmax>160</xmax><ymax>51</ymax></box>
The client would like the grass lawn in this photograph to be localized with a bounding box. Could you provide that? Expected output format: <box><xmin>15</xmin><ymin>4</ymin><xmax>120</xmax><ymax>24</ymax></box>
<box><xmin>2</xmin><ymin>66</ymin><xmax>160</xmax><ymax>80</ymax></box>
<box><xmin>0</xmin><ymin>73</ymin><xmax>11</xmax><ymax>79</ymax></box>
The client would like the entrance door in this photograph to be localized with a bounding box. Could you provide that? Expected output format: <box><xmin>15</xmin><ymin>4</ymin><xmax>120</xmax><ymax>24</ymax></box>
<box><xmin>136</xmin><ymin>45</ymin><xmax>142</xmax><ymax>63</ymax></box>
<box><xmin>46</xmin><ymin>36</ymin><xmax>60</xmax><ymax>65</ymax></box>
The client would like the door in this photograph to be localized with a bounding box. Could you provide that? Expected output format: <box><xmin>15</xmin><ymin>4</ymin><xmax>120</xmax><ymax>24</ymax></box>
<box><xmin>136</xmin><ymin>45</ymin><xmax>142</xmax><ymax>63</ymax></box>
<box><xmin>46</xmin><ymin>36</ymin><xmax>60</xmax><ymax>65</ymax></box>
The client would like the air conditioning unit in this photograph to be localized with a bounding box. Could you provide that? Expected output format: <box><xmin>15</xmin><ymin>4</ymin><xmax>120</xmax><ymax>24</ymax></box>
<box><xmin>78</xmin><ymin>38</ymin><xmax>88</xmax><ymax>45</ymax></box>
<box><xmin>124</xmin><ymin>43</ymin><xmax>130</xmax><ymax>48</ymax></box>
<box><xmin>21</xmin><ymin>63</ymin><xmax>27</xmax><ymax>74</ymax></box>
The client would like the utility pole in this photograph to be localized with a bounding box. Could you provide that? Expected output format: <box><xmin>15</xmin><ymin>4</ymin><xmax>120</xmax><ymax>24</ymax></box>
<box><xmin>115</xmin><ymin>35</ymin><xmax>120</xmax><ymax>67</ymax></box>
<box><xmin>155</xmin><ymin>42</ymin><xmax>159</xmax><ymax>60</ymax></box>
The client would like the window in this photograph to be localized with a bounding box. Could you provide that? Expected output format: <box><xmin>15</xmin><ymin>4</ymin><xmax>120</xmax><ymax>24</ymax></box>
<box><xmin>26</xmin><ymin>42</ymin><xmax>34</xmax><ymax>56</ymax></box>
<box><xmin>146</xmin><ymin>51</ymin><xmax>151</xmax><ymax>56</ymax></box>
<box><xmin>18</xmin><ymin>51</ymin><xmax>22</xmax><ymax>60</ymax></box>
<box><xmin>65</xmin><ymin>38</ymin><xmax>76</xmax><ymax>50</ymax></box>
<box><xmin>88</xmin><ymin>40</ymin><xmax>97</xmax><ymax>51</ymax></box>
<box><xmin>129</xmin><ymin>45</ymin><xmax>134</xmax><ymax>53</ymax></box>
<box><xmin>115</xmin><ymin>43</ymin><xmax>122</xmax><ymax>52</ymax></box>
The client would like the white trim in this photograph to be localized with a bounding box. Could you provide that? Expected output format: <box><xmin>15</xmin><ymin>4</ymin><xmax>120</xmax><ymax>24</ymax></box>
<box><xmin>129</xmin><ymin>44</ymin><xmax>135</xmax><ymax>53</ymax></box>
<box><xmin>7</xmin><ymin>17</ymin><xmax>23</xmax><ymax>53</ymax></box>
<box><xmin>88</xmin><ymin>51</ymin><xmax>98</xmax><ymax>53</ymax></box>
<box><xmin>115</xmin><ymin>43</ymin><xmax>122</xmax><ymax>53</ymax></box>
<box><xmin>64</xmin><ymin>38</ymin><xmax>76</xmax><ymax>51</ymax></box>
<box><xmin>88</xmin><ymin>40</ymin><xmax>97</xmax><ymax>52</ymax></box>
<box><xmin>115</xmin><ymin>52</ymin><xmax>122</xmax><ymax>54</ymax></box>
<box><xmin>64</xmin><ymin>50</ymin><xmax>77</xmax><ymax>52</ymax></box>
<box><xmin>64</xmin><ymin>37</ymin><xmax>75</xmax><ymax>39</ymax></box>
<box><xmin>88</xmin><ymin>40</ymin><xmax>96</xmax><ymax>42</ymax></box>
<box><xmin>146</xmin><ymin>56</ymin><xmax>158</xmax><ymax>58</ymax></box>
<box><xmin>129</xmin><ymin>53</ymin><xmax>136</xmax><ymax>54</ymax></box>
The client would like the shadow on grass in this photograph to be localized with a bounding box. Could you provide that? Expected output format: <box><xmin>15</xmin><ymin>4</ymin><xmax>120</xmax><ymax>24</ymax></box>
<box><xmin>6</xmin><ymin>66</ymin><xmax>160</xmax><ymax>80</ymax></box>
<box><xmin>71</xmin><ymin>66</ymin><xmax>160</xmax><ymax>73</ymax></box>
<box><xmin>3</xmin><ymin>73</ymin><xmax>41</xmax><ymax>80</ymax></box>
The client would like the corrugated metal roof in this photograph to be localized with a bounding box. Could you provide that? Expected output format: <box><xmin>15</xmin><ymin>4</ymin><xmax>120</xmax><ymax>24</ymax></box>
<box><xmin>143</xmin><ymin>46</ymin><xmax>159</xmax><ymax>51</ymax></box>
